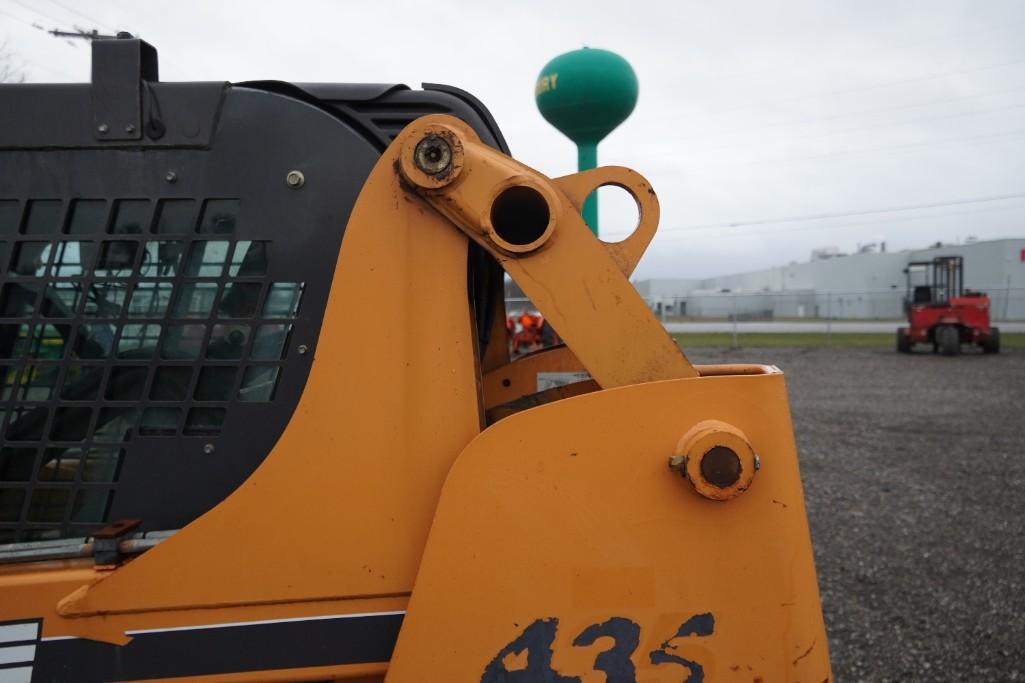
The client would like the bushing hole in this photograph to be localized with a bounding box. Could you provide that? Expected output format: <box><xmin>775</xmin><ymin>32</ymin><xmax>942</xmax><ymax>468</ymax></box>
<box><xmin>584</xmin><ymin>184</ymin><xmax>641</xmax><ymax>237</ymax></box>
<box><xmin>490</xmin><ymin>186</ymin><xmax>550</xmax><ymax>246</ymax></box>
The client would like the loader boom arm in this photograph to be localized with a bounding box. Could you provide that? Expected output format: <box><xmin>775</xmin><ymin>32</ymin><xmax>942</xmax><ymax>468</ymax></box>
<box><xmin>394</xmin><ymin>116</ymin><xmax>697</xmax><ymax>387</ymax></box>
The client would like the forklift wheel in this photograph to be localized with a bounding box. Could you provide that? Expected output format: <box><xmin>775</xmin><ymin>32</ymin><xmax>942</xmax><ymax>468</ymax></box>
<box><xmin>896</xmin><ymin>328</ymin><xmax>912</xmax><ymax>353</ymax></box>
<box><xmin>982</xmin><ymin>327</ymin><xmax>1000</xmax><ymax>354</ymax></box>
<box><xmin>938</xmin><ymin>325</ymin><xmax>960</xmax><ymax>356</ymax></box>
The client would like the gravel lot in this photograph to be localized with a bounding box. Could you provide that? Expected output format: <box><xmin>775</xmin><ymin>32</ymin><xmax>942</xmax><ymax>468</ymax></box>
<box><xmin>687</xmin><ymin>346</ymin><xmax>1025</xmax><ymax>682</ymax></box>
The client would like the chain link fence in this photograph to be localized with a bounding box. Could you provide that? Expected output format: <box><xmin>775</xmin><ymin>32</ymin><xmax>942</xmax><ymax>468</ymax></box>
<box><xmin>642</xmin><ymin>288</ymin><xmax>1025</xmax><ymax>323</ymax></box>
<box><xmin>507</xmin><ymin>288</ymin><xmax>1025</xmax><ymax>322</ymax></box>
<box><xmin>504</xmin><ymin>288</ymin><xmax>1025</xmax><ymax>348</ymax></box>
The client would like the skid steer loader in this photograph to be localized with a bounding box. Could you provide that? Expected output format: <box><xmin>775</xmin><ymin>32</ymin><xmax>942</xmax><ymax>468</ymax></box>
<box><xmin>0</xmin><ymin>38</ymin><xmax>832</xmax><ymax>682</ymax></box>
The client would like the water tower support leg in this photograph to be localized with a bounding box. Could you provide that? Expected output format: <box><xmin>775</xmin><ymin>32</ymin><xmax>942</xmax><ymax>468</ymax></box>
<box><xmin>577</xmin><ymin>143</ymin><xmax>599</xmax><ymax>234</ymax></box>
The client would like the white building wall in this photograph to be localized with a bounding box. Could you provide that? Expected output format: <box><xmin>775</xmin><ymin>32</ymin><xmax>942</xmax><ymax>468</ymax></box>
<box><xmin>707</xmin><ymin>252</ymin><xmax>907</xmax><ymax>294</ymax></box>
<box><xmin>634</xmin><ymin>277</ymin><xmax>703</xmax><ymax>316</ymax></box>
<box><xmin>633</xmin><ymin>278</ymin><xmax>703</xmax><ymax>298</ymax></box>
<box><xmin>636</xmin><ymin>238</ymin><xmax>1025</xmax><ymax>320</ymax></box>
<box><xmin>685</xmin><ymin>290</ymin><xmax>819</xmax><ymax>319</ymax></box>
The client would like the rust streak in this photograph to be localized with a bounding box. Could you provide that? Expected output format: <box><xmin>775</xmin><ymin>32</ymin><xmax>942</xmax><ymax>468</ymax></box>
<box><xmin>793</xmin><ymin>637</ymin><xmax>817</xmax><ymax>666</ymax></box>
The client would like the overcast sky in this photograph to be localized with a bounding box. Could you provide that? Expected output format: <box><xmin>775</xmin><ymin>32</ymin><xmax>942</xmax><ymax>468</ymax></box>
<box><xmin>2</xmin><ymin>0</ymin><xmax>1024</xmax><ymax>279</ymax></box>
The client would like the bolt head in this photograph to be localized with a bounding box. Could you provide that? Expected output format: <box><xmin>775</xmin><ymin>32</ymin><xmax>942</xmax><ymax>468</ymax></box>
<box><xmin>124</xmin><ymin>123</ymin><xmax>136</xmax><ymax>134</ymax></box>
<box><xmin>165</xmin><ymin>171</ymin><xmax>177</xmax><ymax>183</ymax></box>
<box><xmin>414</xmin><ymin>135</ymin><xmax>452</xmax><ymax>175</ymax></box>
<box><xmin>97</xmin><ymin>123</ymin><xmax>109</xmax><ymax>134</ymax></box>
<box><xmin>203</xmin><ymin>443</ymin><xmax>215</xmax><ymax>454</ymax></box>
<box><xmin>297</xmin><ymin>344</ymin><xmax>309</xmax><ymax>355</ymax></box>
<box><xmin>286</xmin><ymin>170</ymin><xmax>305</xmax><ymax>189</ymax></box>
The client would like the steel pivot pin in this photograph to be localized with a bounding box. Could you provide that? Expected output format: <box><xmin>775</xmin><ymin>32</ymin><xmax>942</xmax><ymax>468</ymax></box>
<box><xmin>413</xmin><ymin>135</ymin><xmax>452</xmax><ymax>175</ymax></box>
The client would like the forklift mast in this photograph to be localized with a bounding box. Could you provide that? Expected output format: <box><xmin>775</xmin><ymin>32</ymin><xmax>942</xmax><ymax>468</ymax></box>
<box><xmin>905</xmin><ymin>255</ymin><xmax>964</xmax><ymax>306</ymax></box>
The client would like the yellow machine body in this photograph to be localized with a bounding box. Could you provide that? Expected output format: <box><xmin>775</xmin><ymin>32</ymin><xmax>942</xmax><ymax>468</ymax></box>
<box><xmin>0</xmin><ymin>115</ymin><xmax>831</xmax><ymax>681</ymax></box>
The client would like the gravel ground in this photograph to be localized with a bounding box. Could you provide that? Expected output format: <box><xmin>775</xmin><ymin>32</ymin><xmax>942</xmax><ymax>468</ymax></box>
<box><xmin>687</xmin><ymin>346</ymin><xmax>1025</xmax><ymax>682</ymax></box>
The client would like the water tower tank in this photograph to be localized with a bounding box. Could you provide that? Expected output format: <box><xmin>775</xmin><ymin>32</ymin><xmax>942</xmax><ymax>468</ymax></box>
<box><xmin>536</xmin><ymin>48</ymin><xmax>638</xmax><ymax>234</ymax></box>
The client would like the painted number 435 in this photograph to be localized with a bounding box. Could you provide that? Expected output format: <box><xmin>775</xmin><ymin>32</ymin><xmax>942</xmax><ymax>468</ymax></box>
<box><xmin>482</xmin><ymin>613</ymin><xmax>714</xmax><ymax>683</ymax></box>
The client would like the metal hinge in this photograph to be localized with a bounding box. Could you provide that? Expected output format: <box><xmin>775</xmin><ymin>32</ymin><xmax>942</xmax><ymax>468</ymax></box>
<box><xmin>92</xmin><ymin>518</ymin><xmax>143</xmax><ymax>566</ymax></box>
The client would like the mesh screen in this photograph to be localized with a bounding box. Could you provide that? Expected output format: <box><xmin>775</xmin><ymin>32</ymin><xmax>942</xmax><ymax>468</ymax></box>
<box><xmin>0</xmin><ymin>198</ymin><xmax>301</xmax><ymax>543</ymax></box>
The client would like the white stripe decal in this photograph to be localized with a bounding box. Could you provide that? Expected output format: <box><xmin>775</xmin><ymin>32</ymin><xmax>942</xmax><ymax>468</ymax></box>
<box><xmin>0</xmin><ymin>666</ymin><xmax>32</xmax><ymax>683</ymax></box>
<box><xmin>0</xmin><ymin>644</ymin><xmax>35</xmax><ymax>665</ymax></box>
<box><xmin>0</xmin><ymin>623</ymin><xmax>37</xmax><ymax>644</ymax></box>
<box><xmin>124</xmin><ymin>609</ymin><xmax>406</xmax><ymax>636</ymax></box>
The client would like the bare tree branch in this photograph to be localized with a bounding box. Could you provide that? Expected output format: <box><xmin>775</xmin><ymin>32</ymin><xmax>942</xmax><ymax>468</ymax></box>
<box><xmin>0</xmin><ymin>38</ymin><xmax>27</xmax><ymax>84</ymax></box>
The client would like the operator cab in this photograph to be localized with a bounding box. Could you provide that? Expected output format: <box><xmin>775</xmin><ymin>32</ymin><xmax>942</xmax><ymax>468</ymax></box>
<box><xmin>904</xmin><ymin>255</ymin><xmax>965</xmax><ymax>308</ymax></box>
<box><xmin>0</xmin><ymin>37</ymin><xmax>509</xmax><ymax>545</ymax></box>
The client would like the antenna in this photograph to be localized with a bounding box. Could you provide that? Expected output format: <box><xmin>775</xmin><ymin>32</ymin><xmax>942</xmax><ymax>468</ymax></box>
<box><xmin>46</xmin><ymin>27</ymin><xmax>124</xmax><ymax>42</ymax></box>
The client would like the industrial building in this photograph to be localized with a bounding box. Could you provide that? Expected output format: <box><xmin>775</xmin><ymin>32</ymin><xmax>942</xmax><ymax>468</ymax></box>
<box><xmin>634</xmin><ymin>237</ymin><xmax>1025</xmax><ymax>320</ymax></box>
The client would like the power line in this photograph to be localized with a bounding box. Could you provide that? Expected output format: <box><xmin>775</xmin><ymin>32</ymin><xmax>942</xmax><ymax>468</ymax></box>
<box><xmin>777</xmin><ymin>55</ymin><xmax>1025</xmax><ymax>109</ymax></box>
<box><xmin>5</xmin><ymin>0</ymin><xmax>121</xmax><ymax>43</ymax></box>
<box><xmin>666</xmin><ymin>55</ymin><xmax>1025</xmax><ymax>124</ymax></box>
<box><xmin>680</xmin><ymin>100</ymin><xmax>1025</xmax><ymax>156</ymax></box>
<box><xmin>772</xmin><ymin>199</ymin><xmax>1025</xmax><ymax>235</ymax></box>
<box><xmin>628</xmin><ymin>125</ymin><xmax>1025</xmax><ymax>173</ymax></box>
<box><xmin>0</xmin><ymin>6</ymin><xmax>37</xmax><ymax>27</ymax></box>
<box><xmin>686</xmin><ymin>14</ymin><xmax>1025</xmax><ymax>92</ymax></box>
<box><xmin>661</xmin><ymin>82</ymin><xmax>1025</xmax><ymax>147</ymax></box>
<box><xmin>877</xmin><ymin>14</ymin><xmax>1025</xmax><ymax>52</ymax></box>
<box><xmin>707</xmin><ymin>126</ymin><xmax>1025</xmax><ymax>168</ymax></box>
<box><xmin>0</xmin><ymin>8</ymin><xmax>81</xmax><ymax>79</ymax></box>
<box><xmin>7</xmin><ymin>0</ymin><xmax>67</xmax><ymax>27</ymax></box>
<box><xmin>3</xmin><ymin>0</ymin><xmax>120</xmax><ymax>43</ymax></box>
<box><xmin>663</xmin><ymin>192</ymin><xmax>1025</xmax><ymax>233</ymax></box>
<box><xmin>604</xmin><ymin>199</ymin><xmax>1025</xmax><ymax>243</ymax></box>
<box><xmin>664</xmin><ymin>206</ymin><xmax>1025</xmax><ymax>244</ymax></box>
<box><xmin>39</xmin><ymin>0</ymin><xmax>116</xmax><ymax>33</ymax></box>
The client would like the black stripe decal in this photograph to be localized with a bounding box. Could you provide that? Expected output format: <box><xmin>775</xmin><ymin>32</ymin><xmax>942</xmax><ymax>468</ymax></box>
<box><xmin>33</xmin><ymin>612</ymin><xmax>403</xmax><ymax>682</ymax></box>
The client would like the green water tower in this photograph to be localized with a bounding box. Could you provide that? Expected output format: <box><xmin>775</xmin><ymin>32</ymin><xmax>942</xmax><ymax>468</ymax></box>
<box><xmin>535</xmin><ymin>47</ymin><xmax>639</xmax><ymax>234</ymax></box>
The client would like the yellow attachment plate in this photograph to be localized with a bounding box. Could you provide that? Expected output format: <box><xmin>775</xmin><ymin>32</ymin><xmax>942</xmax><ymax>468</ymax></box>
<box><xmin>387</xmin><ymin>368</ymin><xmax>832</xmax><ymax>682</ymax></box>
<box><xmin>552</xmin><ymin>166</ymin><xmax>659</xmax><ymax>278</ymax></box>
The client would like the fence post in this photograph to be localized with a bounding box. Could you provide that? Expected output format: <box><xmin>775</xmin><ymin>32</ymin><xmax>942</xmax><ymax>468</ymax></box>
<box><xmin>826</xmin><ymin>293</ymin><xmax>832</xmax><ymax>346</ymax></box>
<box><xmin>731</xmin><ymin>293</ymin><xmax>739</xmax><ymax>349</ymax></box>
<box><xmin>1005</xmin><ymin>276</ymin><xmax>1012</xmax><ymax>322</ymax></box>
